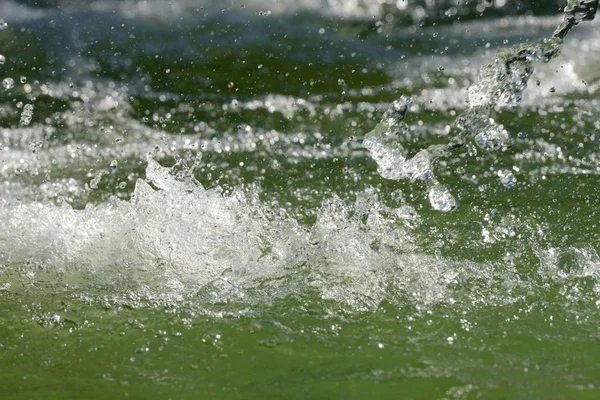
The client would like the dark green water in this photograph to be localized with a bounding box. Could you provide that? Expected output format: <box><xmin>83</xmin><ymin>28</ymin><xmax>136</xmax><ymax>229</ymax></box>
<box><xmin>1</xmin><ymin>1</ymin><xmax>600</xmax><ymax>398</ymax></box>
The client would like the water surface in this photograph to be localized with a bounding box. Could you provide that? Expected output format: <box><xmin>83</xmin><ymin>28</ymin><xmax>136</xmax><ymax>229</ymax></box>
<box><xmin>1</xmin><ymin>0</ymin><xmax>600</xmax><ymax>398</ymax></box>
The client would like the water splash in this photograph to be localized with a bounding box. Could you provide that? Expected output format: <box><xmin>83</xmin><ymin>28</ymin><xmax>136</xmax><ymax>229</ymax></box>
<box><xmin>363</xmin><ymin>2</ymin><xmax>592</xmax><ymax>210</ymax></box>
<box><xmin>0</xmin><ymin>4</ymin><xmax>598</xmax><ymax>319</ymax></box>
<box><xmin>554</xmin><ymin>0</ymin><xmax>600</xmax><ymax>39</ymax></box>
<box><xmin>497</xmin><ymin>169</ymin><xmax>517</xmax><ymax>189</ymax></box>
<box><xmin>428</xmin><ymin>183</ymin><xmax>457</xmax><ymax>212</ymax></box>
<box><xmin>19</xmin><ymin>103</ymin><xmax>33</xmax><ymax>125</ymax></box>
<box><xmin>468</xmin><ymin>39</ymin><xmax>562</xmax><ymax>108</ymax></box>
<box><xmin>2</xmin><ymin>76</ymin><xmax>13</xmax><ymax>90</ymax></box>
<box><xmin>0</xmin><ymin>158</ymin><xmax>524</xmax><ymax>312</ymax></box>
<box><xmin>363</xmin><ymin>97</ymin><xmax>434</xmax><ymax>182</ymax></box>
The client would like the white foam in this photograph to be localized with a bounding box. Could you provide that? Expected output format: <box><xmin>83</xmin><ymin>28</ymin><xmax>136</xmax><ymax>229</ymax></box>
<box><xmin>0</xmin><ymin>159</ymin><xmax>509</xmax><ymax>311</ymax></box>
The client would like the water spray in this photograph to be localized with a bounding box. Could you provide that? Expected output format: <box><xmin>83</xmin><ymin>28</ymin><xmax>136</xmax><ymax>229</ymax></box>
<box><xmin>364</xmin><ymin>0</ymin><xmax>600</xmax><ymax>211</ymax></box>
<box><xmin>554</xmin><ymin>0</ymin><xmax>599</xmax><ymax>39</ymax></box>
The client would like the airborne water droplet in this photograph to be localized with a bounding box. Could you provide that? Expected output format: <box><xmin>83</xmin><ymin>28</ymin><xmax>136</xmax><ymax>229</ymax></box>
<box><xmin>428</xmin><ymin>184</ymin><xmax>457</xmax><ymax>212</ymax></box>
<box><xmin>19</xmin><ymin>104</ymin><xmax>34</xmax><ymax>126</ymax></box>
<box><xmin>497</xmin><ymin>169</ymin><xmax>517</xmax><ymax>189</ymax></box>
<box><xmin>90</xmin><ymin>170</ymin><xmax>108</xmax><ymax>189</ymax></box>
<box><xmin>2</xmin><ymin>77</ymin><xmax>14</xmax><ymax>90</ymax></box>
<box><xmin>0</xmin><ymin>54</ymin><xmax>5</xmax><ymax>65</ymax></box>
<box><xmin>474</xmin><ymin>124</ymin><xmax>511</xmax><ymax>151</ymax></box>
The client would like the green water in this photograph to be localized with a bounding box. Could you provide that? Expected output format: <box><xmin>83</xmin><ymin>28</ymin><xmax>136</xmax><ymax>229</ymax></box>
<box><xmin>2</xmin><ymin>1</ymin><xmax>600</xmax><ymax>398</ymax></box>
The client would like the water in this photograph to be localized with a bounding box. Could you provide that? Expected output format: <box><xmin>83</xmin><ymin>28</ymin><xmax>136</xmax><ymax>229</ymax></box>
<box><xmin>2</xmin><ymin>0</ymin><xmax>600</xmax><ymax>398</ymax></box>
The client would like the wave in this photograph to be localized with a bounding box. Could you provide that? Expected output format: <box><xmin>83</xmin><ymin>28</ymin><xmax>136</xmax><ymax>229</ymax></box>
<box><xmin>3</xmin><ymin>0</ymin><xmax>570</xmax><ymax>23</ymax></box>
<box><xmin>2</xmin><ymin>158</ymin><xmax>600</xmax><ymax>317</ymax></box>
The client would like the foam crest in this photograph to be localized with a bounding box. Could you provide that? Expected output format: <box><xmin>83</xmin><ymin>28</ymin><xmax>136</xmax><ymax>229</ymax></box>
<box><xmin>77</xmin><ymin>0</ymin><xmax>387</xmax><ymax>20</ymax></box>
<box><xmin>0</xmin><ymin>159</ymin><xmax>496</xmax><ymax>311</ymax></box>
<box><xmin>1</xmin><ymin>0</ymin><xmax>553</xmax><ymax>24</ymax></box>
<box><xmin>1</xmin><ymin>160</ymin><xmax>294</xmax><ymax>300</ymax></box>
<box><xmin>3</xmin><ymin>157</ymin><xmax>600</xmax><ymax>315</ymax></box>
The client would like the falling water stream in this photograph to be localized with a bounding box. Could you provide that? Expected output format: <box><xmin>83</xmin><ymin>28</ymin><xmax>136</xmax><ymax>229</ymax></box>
<box><xmin>364</xmin><ymin>0</ymin><xmax>598</xmax><ymax>212</ymax></box>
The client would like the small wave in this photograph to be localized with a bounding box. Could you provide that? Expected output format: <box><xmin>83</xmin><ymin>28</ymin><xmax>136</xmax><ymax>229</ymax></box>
<box><xmin>0</xmin><ymin>159</ymin><xmax>493</xmax><ymax>312</ymax></box>
<box><xmin>3</xmin><ymin>159</ymin><xmax>600</xmax><ymax>317</ymax></box>
<box><xmin>2</xmin><ymin>0</ymin><xmax>568</xmax><ymax>23</ymax></box>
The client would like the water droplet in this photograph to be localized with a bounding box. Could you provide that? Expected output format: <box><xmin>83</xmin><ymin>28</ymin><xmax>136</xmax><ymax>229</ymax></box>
<box><xmin>428</xmin><ymin>184</ymin><xmax>457</xmax><ymax>212</ymax></box>
<box><xmin>391</xmin><ymin>189</ymin><xmax>404</xmax><ymax>205</ymax></box>
<box><xmin>474</xmin><ymin>124</ymin><xmax>510</xmax><ymax>151</ymax></box>
<box><xmin>2</xmin><ymin>77</ymin><xmax>14</xmax><ymax>90</ymax></box>
<box><xmin>19</xmin><ymin>104</ymin><xmax>34</xmax><ymax>126</ymax></box>
<box><xmin>497</xmin><ymin>169</ymin><xmax>516</xmax><ymax>189</ymax></box>
<box><xmin>90</xmin><ymin>170</ymin><xmax>107</xmax><ymax>190</ymax></box>
<box><xmin>20</xmin><ymin>76</ymin><xmax>26</xmax><ymax>84</ymax></box>
<box><xmin>0</xmin><ymin>54</ymin><xmax>5</xmax><ymax>65</ymax></box>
